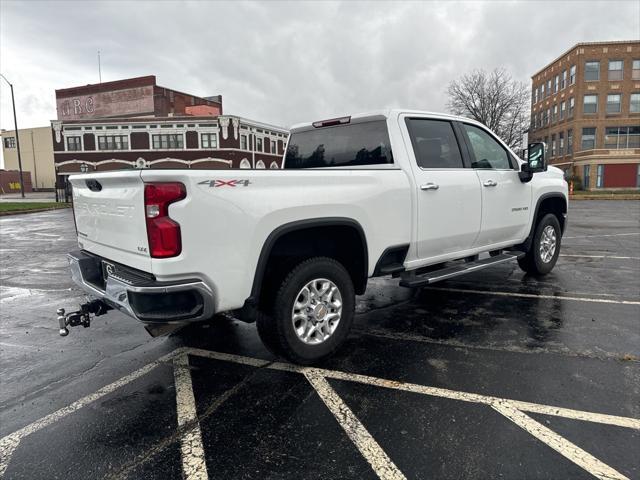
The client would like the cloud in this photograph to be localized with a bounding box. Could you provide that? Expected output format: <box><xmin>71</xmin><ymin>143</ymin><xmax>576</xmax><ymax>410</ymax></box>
<box><xmin>1</xmin><ymin>0</ymin><xmax>638</xmax><ymax>131</ymax></box>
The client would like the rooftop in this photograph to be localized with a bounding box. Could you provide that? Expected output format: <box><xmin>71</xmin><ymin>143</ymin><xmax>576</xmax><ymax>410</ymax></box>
<box><xmin>531</xmin><ymin>40</ymin><xmax>640</xmax><ymax>78</ymax></box>
<box><xmin>55</xmin><ymin>75</ymin><xmax>222</xmax><ymax>106</ymax></box>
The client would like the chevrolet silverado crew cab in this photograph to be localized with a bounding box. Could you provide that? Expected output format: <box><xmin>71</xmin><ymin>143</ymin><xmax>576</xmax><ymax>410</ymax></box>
<box><xmin>59</xmin><ymin>110</ymin><xmax>567</xmax><ymax>364</ymax></box>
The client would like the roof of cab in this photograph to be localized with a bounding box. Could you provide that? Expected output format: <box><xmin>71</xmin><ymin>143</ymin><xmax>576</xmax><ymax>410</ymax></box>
<box><xmin>289</xmin><ymin>109</ymin><xmax>478</xmax><ymax>132</ymax></box>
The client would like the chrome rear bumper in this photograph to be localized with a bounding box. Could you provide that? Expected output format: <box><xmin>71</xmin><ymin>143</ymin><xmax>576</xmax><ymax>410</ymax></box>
<box><xmin>68</xmin><ymin>250</ymin><xmax>214</xmax><ymax>324</ymax></box>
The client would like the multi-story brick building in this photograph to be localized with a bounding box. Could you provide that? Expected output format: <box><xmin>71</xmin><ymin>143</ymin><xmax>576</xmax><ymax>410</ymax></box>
<box><xmin>52</xmin><ymin>115</ymin><xmax>288</xmax><ymax>176</ymax></box>
<box><xmin>50</xmin><ymin>76</ymin><xmax>288</xmax><ymax>186</ymax></box>
<box><xmin>529</xmin><ymin>40</ymin><xmax>640</xmax><ymax>190</ymax></box>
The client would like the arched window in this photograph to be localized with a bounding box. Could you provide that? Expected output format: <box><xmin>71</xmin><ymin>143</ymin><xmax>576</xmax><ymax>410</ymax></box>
<box><xmin>256</xmin><ymin>160</ymin><xmax>266</xmax><ymax>169</ymax></box>
<box><xmin>239</xmin><ymin>158</ymin><xmax>251</xmax><ymax>169</ymax></box>
<box><xmin>270</xmin><ymin>161</ymin><xmax>279</xmax><ymax>169</ymax></box>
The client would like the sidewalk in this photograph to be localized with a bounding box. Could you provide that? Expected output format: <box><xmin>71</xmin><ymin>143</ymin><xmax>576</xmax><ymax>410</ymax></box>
<box><xmin>0</xmin><ymin>192</ymin><xmax>57</xmax><ymax>203</ymax></box>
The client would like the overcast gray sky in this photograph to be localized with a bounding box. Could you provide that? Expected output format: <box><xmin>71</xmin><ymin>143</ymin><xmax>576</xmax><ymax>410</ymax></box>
<box><xmin>1</xmin><ymin>0</ymin><xmax>639</xmax><ymax>132</ymax></box>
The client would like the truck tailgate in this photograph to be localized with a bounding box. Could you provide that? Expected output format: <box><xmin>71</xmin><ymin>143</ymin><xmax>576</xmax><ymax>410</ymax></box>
<box><xmin>69</xmin><ymin>171</ymin><xmax>152</xmax><ymax>273</ymax></box>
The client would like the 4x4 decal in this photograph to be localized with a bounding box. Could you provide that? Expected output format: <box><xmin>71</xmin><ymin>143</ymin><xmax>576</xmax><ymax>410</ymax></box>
<box><xmin>197</xmin><ymin>179</ymin><xmax>252</xmax><ymax>188</ymax></box>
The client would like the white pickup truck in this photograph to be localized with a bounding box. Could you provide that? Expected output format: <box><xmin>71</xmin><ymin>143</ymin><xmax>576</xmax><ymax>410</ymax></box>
<box><xmin>60</xmin><ymin>110</ymin><xmax>567</xmax><ymax>364</ymax></box>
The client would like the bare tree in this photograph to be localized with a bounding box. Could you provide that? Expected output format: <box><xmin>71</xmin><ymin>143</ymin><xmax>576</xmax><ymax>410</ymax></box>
<box><xmin>447</xmin><ymin>68</ymin><xmax>529</xmax><ymax>151</ymax></box>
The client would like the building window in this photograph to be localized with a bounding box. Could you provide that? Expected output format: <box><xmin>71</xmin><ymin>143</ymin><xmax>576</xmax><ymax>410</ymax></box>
<box><xmin>584</xmin><ymin>61</ymin><xmax>600</xmax><ymax>81</ymax></box>
<box><xmin>633</xmin><ymin>60</ymin><xmax>640</xmax><ymax>80</ymax></box>
<box><xmin>151</xmin><ymin>134</ymin><xmax>183</xmax><ymax>149</ymax></box>
<box><xmin>3</xmin><ymin>137</ymin><xmax>16</xmax><ymax>148</ymax></box>
<box><xmin>567</xmin><ymin>129</ymin><xmax>573</xmax><ymax>154</ymax></box>
<box><xmin>540</xmin><ymin>83</ymin><xmax>545</xmax><ymax>99</ymax></box>
<box><xmin>240</xmin><ymin>134</ymin><xmax>248</xmax><ymax>150</ymax></box>
<box><xmin>630</xmin><ymin>93</ymin><xmax>640</xmax><ymax>113</ymax></box>
<box><xmin>533</xmin><ymin>87</ymin><xmax>537</xmax><ymax>104</ymax></box>
<box><xmin>606</xmin><ymin>94</ymin><xmax>621</xmax><ymax>114</ymax></box>
<box><xmin>271</xmin><ymin>140</ymin><xmax>276</xmax><ymax>154</ymax></box>
<box><xmin>604</xmin><ymin>126</ymin><xmax>640</xmax><ymax>149</ymax></box>
<box><xmin>581</xmin><ymin>127</ymin><xmax>596</xmax><ymax>150</ymax></box>
<box><xmin>559</xmin><ymin>132</ymin><xmax>564</xmax><ymax>155</ymax></box>
<box><xmin>560</xmin><ymin>101</ymin><xmax>566</xmax><ymax>120</ymax></box>
<box><xmin>583</xmin><ymin>165</ymin><xmax>591</xmax><ymax>188</ymax></box>
<box><xmin>66</xmin><ymin>136</ymin><xmax>82</xmax><ymax>151</ymax></box>
<box><xmin>568</xmin><ymin>97</ymin><xmax>575</xmax><ymax>117</ymax></box>
<box><xmin>200</xmin><ymin>133</ymin><xmax>217</xmax><ymax>148</ymax></box>
<box><xmin>553</xmin><ymin>75</ymin><xmax>559</xmax><ymax>93</ymax></box>
<box><xmin>256</xmin><ymin>137</ymin><xmax>263</xmax><ymax>152</ymax></box>
<box><xmin>608</xmin><ymin>60</ymin><xmax>623</xmax><ymax>81</ymax></box>
<box><xmin>569</xmin><ymin>65</ymin><xmax>576</xmax><ymax>85</ymax></box>
<box><xmin>583</xmin><ymin>95</ymin><xmax>598</xmax><ymax>114</ymax></box>
<box><xmin>551</xmin><ymin>134</ymin><xmax>556</xmax><ymax>157</ymax></box>
<box><xmin>543</xmin><ymin>109</ymin><xmax>549</xmax><ymax>125</ymax></box>
<box><xmin>561</xmin><ymin>70</ymin><xmax>567</xmax><ymax>89</ymax></box>
<box><xmin>596</xmin><ymin>165</ymin><xmax>604</xmax><ymax>188</ymax></box>
<box><xmin>546</xmin><ymin>79</ymin><xmax>551</xmax><ymax>96</ymax></box>
<box><xmin>552</xmin><ymin>104</ymin><xmax>558</xmax><ymax>123</ymax></box>
<box><xmin>98</xmin><ymin>135</ymin><xmax>128</xmax><ymax>150</ymax></box>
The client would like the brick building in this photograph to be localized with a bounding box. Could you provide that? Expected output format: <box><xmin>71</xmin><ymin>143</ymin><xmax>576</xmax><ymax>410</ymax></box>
<box><xmin>51</xmin><ymin>76</ymin><xmax>288</xmax><ymax>182</ymax></box>
<box><xmin>55</xmin><ymin>75</ymin><xmax>222</xmax><ymax>120</ymax></box>
<box><xmin>529</xmin><ymin>40</ymin><xmax>640</xmax><ymax>190</ymax></box>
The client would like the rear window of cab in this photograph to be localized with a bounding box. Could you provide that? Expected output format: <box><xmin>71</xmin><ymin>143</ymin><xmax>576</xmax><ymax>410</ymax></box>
<box><xmin>284</xmin><ymin>120</ymin><xmax>393</xmax><ymax>168</ymax></box>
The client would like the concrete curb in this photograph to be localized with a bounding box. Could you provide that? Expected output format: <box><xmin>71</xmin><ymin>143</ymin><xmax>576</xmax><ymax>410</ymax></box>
<box><xmin>0</xmin><ymin>206</ymin><xmax>72</xmax><ymax>217</ymax></box>
<box><xmin>570</xmin><ymin>195</ymin><xmax>640</xmax><ymax>201</ymax></box>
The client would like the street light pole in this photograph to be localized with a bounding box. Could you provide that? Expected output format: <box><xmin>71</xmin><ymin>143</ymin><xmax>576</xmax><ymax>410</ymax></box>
<box><xmin>0</xmin><ymin>73</ymin><xmax>25</xmax><ymax>198</ymax></box>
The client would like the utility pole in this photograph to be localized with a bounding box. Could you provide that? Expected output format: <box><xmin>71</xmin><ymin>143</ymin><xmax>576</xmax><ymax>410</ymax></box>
<box><xmin>0</xmin><ymin>73</ymin><xmax>25</xmax><ymax>198</ymax></box>
<box><xmin>98</xmin><ymin>50</ymin><xmax>102</xmax><ymax>83</ymax></box>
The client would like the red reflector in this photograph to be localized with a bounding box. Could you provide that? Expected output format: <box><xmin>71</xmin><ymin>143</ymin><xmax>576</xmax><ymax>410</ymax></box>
<box><xmin>144</xmin><ymin>182</ymin><xmax>186</xmax><ymax>258</ymax></box>
<box><xmin>312</xmin><ymin>116</ymin><xmax>351</xmax><ymax>128</ymax></box>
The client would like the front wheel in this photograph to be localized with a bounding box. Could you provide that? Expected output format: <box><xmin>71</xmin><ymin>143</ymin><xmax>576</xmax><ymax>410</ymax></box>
<box><xmin>518</xmin><ymin>213</ymin><xmax>561</xmax><ymax>275</ymax></box>
<box><xmin>256</xmin><ymin>257</ymin><xmax>355</xmax><ymax>365</ymax></box>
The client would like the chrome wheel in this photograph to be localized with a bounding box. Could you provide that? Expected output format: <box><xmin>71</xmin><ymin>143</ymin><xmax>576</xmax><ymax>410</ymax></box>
<box><xmin>291</xmin><ymin>278</ymin><xmax>342</xmax><ymax>345</ymax></box>
<box><xmin>539</xmin><ymin>225</ymin><xmax>557</xmax><ymax>263</ymax></box>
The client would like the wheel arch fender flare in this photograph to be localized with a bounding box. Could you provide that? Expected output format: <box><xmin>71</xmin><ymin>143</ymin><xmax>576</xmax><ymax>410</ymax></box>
<box><xmin>520</xmin><ymin>192</ymin><xmax>567</xmax><ymax>251</ymax></box>
<box><xmin>247</xmin><ymin>217</ymin><xmax>369</xmax><ymax>305</ymax></box>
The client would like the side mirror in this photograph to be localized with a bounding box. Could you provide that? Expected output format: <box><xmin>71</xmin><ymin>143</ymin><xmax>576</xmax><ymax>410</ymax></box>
<box><xmin>526</xmin><ymin>142</ymin><xmax>546</xmax><ymax>173</ymax></box>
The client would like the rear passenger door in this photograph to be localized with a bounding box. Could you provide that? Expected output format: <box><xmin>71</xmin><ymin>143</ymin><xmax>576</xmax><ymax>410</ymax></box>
<box><xmin>458</xmin><ymin>123</ymin><xmax>531</xmax><ymax>247</ymax></box>
<box><xmin>403</xmin><ymin>117</ymin><xmax>482</xmax><ymax>261</ymax></box>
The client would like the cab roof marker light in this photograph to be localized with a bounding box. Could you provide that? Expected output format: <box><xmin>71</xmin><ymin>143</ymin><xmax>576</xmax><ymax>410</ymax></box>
<box><xmin>312</xmin><ymin>116</ymin><xmax>351</xmax><ymax>128</ymax></box>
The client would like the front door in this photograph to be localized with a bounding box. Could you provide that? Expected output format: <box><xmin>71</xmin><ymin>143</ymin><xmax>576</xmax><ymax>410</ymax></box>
<box><xmin>402</xmin><ymin>117</ymin><xmax>482</xmax><ymax>261</ymax></box>
<box><xmin>458</xmin><ymin>123</ymin><xmax>532</xmax><ymax>247</ymax></box>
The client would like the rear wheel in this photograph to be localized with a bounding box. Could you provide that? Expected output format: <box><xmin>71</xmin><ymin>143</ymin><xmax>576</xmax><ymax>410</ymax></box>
<box><xmin>518</xmin><ymin>213</ymin><xmax>561</xmax><ymax>275</ymax></box>
<box><xmin>256</xmin><ymin>257</ymin><xmax>355</xmax><ymax>365</ymax></box>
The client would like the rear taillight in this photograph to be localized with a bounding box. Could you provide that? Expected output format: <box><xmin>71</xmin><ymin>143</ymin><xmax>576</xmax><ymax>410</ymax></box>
<box><xmin>144</xmin><ymin>182</ymin><xmax>186</xmax><ymax>258</ymax></box>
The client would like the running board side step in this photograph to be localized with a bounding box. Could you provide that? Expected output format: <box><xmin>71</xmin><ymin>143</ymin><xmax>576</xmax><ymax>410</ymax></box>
<box><xmin>399</xmin><ymin>252</ymin><xmax>524</xmax><ymax>288</ymax></box>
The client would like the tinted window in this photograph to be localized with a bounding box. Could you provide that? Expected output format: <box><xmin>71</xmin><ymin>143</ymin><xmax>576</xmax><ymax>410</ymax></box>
<box><xmin>284</xmin><ymin>120</ymin><xmax>392</xmax><ymax>168</ymax></box>
<box><xmin>462</xmin><ymin>124</ymin><xmax>512</xmax><ymax>169</ymax></box>
<box><xmin>405</xmin><ymin>118</ymin><xmax>463</xmax><ymax>168</ymax></box>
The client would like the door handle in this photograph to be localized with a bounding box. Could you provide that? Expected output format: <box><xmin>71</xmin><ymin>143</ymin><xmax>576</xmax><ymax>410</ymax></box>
<box><xmin>420</xmin><ymin>183</ymin><xmax>439</xmax><ymax>191</ymax></box>
<box><xmin>483</xmin><ymin>180</ymin><xmax>498</xmax><ymax>187</ymax></box>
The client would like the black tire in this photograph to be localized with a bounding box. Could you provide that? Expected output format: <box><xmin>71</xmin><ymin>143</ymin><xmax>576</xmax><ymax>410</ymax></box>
<box><xmin>256</xmin><ymin>257</ymin><xmax>355</xmax><ymax>365</ymax></box>
<box><xmin>518</xmin><ymin>213</ymin><xmax>562</xmax><ymax>275</ymax></box>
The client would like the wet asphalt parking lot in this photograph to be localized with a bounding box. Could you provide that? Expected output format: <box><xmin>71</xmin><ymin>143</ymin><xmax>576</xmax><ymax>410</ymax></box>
<box><xmin>1</xmin><ymin>200</ymin><xmax>639</xmax><ymax>480</ymax></box>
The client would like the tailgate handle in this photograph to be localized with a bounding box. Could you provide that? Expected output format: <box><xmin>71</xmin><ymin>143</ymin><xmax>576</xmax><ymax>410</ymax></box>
<box><xmin>86</xmin><ymin>179</ymin><xmax>102</xmax><ymax>192</ymax></box>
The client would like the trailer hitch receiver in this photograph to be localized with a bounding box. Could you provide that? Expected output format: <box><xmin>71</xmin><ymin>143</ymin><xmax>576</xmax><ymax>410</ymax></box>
<box><xmin>57</xmin><ymin>299</ymin><xmax>112</xmax><ymax>336</ymax></box>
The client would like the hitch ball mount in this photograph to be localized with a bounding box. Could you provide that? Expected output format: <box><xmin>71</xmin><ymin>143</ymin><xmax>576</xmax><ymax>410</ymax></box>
<box><xmin>57</xmin><ymin>299</ymin><xmax>112</xmax><ymax>336</ymax></box>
